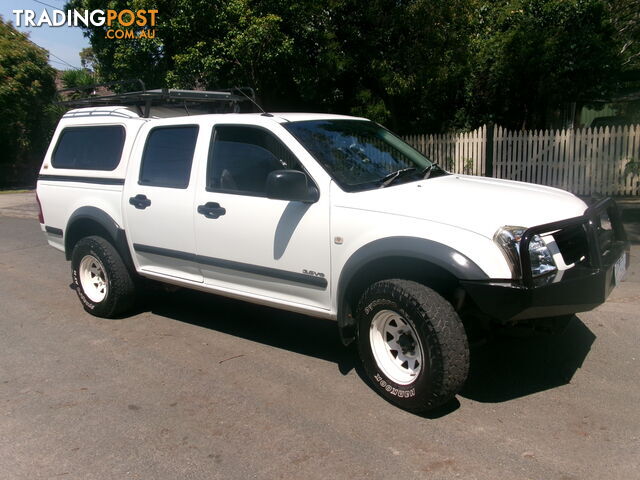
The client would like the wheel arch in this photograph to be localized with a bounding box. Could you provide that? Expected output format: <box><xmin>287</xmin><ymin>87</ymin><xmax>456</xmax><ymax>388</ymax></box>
<box><xmin>336</xmin><ymin>237</ymin><xmax>488</xmax><ymax>346</ymax></box>
<box><xmin>64</xmin><ymin>207</ymin><xmax>133</xmax><ymax>270</ymax></box>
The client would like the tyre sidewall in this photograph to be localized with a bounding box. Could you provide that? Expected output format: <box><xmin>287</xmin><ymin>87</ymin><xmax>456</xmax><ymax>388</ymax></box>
<box><xmin>71</xmin><ymin>238</ymin><xmax>115</xmax><ymax>317</ymax></box>
<box><xmin>357</xmin><ymin>287</ymin><xmax>444</xmax><ymax>411</ymax></box>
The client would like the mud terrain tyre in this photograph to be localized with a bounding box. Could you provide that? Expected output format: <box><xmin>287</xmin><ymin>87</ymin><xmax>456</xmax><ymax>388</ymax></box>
<box><xmin>356</xmin><ymin>279</ymin><xmax>469</xmax><ymax>412</ymax></box>
<box><xmin>71</xmin><ymin>236</ymin><xmax>136</xmax><ymax>318</ymax></box>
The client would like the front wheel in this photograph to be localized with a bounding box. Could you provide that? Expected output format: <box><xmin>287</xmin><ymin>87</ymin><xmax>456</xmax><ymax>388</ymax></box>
<box><xmin>71</xmin><ymin>236</ymin><xmax>136</xmax><ymax>318</ymax></box>
<box><xmin>356</xmin><ymin>279</ymin><xmax>469</xmax><ymax>412</ymax></box>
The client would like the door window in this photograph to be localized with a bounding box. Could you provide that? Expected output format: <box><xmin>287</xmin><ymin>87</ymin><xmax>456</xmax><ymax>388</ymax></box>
<box><xmin>139</xmin><ymin>126</ymin><xmax>199</xmax><ymax>188</ymax></box>
<box><xmin>207</xmin><ymin>126</ymin><xmax>301</xmax><ymax>196</ymax></box>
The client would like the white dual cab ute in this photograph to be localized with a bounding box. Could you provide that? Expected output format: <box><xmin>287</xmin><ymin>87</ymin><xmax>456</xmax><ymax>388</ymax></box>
<box><xmin>37</xmin><ymin>102</ymin><xmax>630</xmax><ymax>412</ymax></box>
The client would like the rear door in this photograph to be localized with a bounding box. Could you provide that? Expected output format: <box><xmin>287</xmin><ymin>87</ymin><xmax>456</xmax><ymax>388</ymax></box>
<box><xmin>123</xmin><ymin>121</ymin><xmax>204</xmax><ymax>283</ymax></box>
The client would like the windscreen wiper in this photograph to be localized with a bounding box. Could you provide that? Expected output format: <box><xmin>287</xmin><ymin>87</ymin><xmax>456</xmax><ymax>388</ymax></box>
<box><xmin>421</xmin><ymin>162</ymin><xmax>444</xmax><ymax>180</ymax></box>
<box><xmin>378</xmin><ymin>167</ymin><xmax>417</xmax><ymax>188</ymax></box>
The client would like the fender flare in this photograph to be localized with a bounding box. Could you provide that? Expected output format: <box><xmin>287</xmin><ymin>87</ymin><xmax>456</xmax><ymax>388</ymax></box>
<box><xmin>336</xmin><ymin>236</ymin><xmax>489</xmax><ymax>345</ymax></box>
<box><xmin>64</xmin><ymin>207</ymin><xmax>130</xmax><ymax>265</ymax></box>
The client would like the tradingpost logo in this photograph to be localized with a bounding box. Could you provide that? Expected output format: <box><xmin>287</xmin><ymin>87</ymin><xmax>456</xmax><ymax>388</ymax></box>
<box><xmin>12</xmin><ymin>8</ymin><xmax>158</xmax><ymax>39</ymax></box>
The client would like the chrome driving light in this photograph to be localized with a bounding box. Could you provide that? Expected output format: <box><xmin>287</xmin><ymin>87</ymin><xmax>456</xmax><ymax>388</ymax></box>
<box><xmin>493</xmin><ymin>226</ymin><xmax>557</xmax><ymax>278</ymax></box>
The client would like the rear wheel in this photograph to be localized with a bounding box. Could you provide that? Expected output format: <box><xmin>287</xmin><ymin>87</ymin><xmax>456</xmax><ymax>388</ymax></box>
<box><xmin>356</xmin><ymin>279</ymin><xmax>469</xmax><ymax>412</ymax></box>
<box><xmin>71</xmin><ymin>236</ymin><xmax>136</xmax><ymax>318</ymax></box>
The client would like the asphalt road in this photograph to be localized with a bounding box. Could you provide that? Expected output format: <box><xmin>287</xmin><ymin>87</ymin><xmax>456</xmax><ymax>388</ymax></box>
<box><xmin>1</xmin><ymin>205</ymin><xmax>639</xmax><ymax>479</ymax></box>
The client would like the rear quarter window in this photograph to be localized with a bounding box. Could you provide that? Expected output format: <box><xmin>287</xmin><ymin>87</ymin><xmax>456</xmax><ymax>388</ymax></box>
<box><xmin>52</xmin><ymin>126</ymin><xmax>126</xmax><ymax>171</ymax></box>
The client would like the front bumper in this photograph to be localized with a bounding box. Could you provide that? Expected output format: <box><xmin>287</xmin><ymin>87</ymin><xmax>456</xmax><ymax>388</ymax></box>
<box><xmin>462</xmin><ymin>198</ymin><xmax>630</xmax><ymax>323</ymax></box>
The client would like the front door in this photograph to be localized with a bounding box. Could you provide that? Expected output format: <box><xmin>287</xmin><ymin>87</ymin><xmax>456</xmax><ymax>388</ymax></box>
<box><xmin>194</xmin><ymin>124</ymin><xmax>331</xmax><ymax>311</ymax></box>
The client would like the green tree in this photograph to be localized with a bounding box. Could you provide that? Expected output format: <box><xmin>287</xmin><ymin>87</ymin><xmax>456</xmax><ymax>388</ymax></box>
<box><xmin>0</xmin><ymin>18</ymin><xmax>57</xmax><ymax>187</ymax></box>
<box><xmin>60</xmin><ymin>68</ymin><xmax>96</xmax><ymax>100</ymax></box>
<box><xmin>64</xmin><ymin>0</ymin><xmax>473</xmax><ymax>131</ymax></box>
<box><xmin>79</xmin><ymin>47</ymin><xmax>98</xmax><ymax>71</ymax></box>
<box><xmin>606</xmin><ymin>0</ymin><xmax>640</xmax><ymax>117</ymax></box>
<box><xmin>461</xmin><ymin>0</ymin><xmax>621</xmax><ymax>130</ymax></box>
<box><xmin>65</xmin><ymin>0</ymin><xmax>624</xmax><ymax>133</ymax></box>
<box><xmin>61</xmin><ymin>69</ymin><xmax>95</xmax><ymax>89</ymax></box>
<box><xmin>64</xmin><ymin>0</ymin><xmax>295</xmax><ymax>95</ymax></box>
<box><xmin>607</xmin><ymin>0</ymin><xmax>640</xmax><ymax>69</ymax></box>
<box><xmin>329</xmin><ymin>0</ymin><xmax>473</xmax><ymax>131</ymax></box>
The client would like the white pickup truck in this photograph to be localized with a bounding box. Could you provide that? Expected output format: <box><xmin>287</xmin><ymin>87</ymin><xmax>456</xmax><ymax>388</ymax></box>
<box><xmin>37</xmin><ymin>101</ymin><xmax>629</xmax><ymax>412</ymax></box>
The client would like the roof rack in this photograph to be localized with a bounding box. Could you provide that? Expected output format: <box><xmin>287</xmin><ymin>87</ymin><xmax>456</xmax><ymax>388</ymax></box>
<box><xmin>57</xmin><ymin>79</ymin><xmax>256</xmax><ymax>117</ymax></box>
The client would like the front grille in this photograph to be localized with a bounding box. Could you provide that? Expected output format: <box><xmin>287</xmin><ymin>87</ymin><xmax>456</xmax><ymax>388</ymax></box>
<box><xmin>554</xmin><ymin>224</ymin><xmax>589</xmax><ymax>266</ymax></box>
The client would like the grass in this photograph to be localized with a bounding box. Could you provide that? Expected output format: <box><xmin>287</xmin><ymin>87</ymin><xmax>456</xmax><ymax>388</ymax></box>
<box><xmin>0</xmin><ymin>189</ymin><xmax>33</xmax><ymax>194</ymax></box>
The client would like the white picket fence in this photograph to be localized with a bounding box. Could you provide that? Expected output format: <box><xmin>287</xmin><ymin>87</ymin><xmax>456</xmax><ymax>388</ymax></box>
<box><xmin>404</xmin><ymin>124</ymin><xmax>640</xmax><ymax>196</ymax></box>
<box><xmin>405</xmin><ymin>125</ymin><xmax>488</xmax><ymax>177</ymax></box>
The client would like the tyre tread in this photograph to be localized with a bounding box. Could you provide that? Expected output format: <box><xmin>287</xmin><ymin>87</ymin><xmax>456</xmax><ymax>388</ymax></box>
<box><xmin>72</xmin><ymin>236</ymin><xmax>135</xmax><ymax>318</ymax></box>
<box><xmin>357</xmin><ymin>279</ymin><xmax>469</xmax><ymax>412</ymax></box>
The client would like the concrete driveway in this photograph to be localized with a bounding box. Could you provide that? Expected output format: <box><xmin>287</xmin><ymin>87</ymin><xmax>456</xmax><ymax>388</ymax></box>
<box><xmin>0</xmin><ymin>191</ymin><xmax>38</xmax><ymax>219</ymax></box>
<box><xmin>0</xmin><ymin>193</ymin><xmax>638</xmax><ymax>479</ymax></box>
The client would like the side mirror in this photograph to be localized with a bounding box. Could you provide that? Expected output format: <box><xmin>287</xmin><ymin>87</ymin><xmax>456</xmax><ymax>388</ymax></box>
<box><xmin>265</xmin><ymin>170</ymin><xmax>319</xmax><ymax>203</ymax></box>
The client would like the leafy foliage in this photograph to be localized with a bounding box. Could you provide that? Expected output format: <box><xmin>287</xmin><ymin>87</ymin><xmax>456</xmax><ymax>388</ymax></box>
<box><xmin>0</xmin><ymin>18</ymin><xmax>57</xmax><ymax>186</ymax></box>
<box><xmin>61</xmin><ymin>69</ymin><xmax>96</xmax><ymax>100</ymax></box>
<box><xmin>462</xmin><ymin>0</ymin><xmax>620</xmax><ymax>129</ymax></box>
<box><xmin>55</xmin><ymin>1</ymin><xmax>634</xmax><ymax>132</ymax></box>
<box><xmin>607</xmin><ymin>0</ymin><xmax>640</xmax><ymax>69</ymax></box>
<box><xmin>624</xmin><ymin>159</ymin><xmax>640</xmax><ymax>177</ymax></box>
<box><xmin>61</xmin><ymin>69</ymin><xmax>95</xmax><ymax>89</ymax></box>
<box><xmin>79</xmin><ymin>47</ymin><xmax>98</xmax><ymax>71</ymax></box>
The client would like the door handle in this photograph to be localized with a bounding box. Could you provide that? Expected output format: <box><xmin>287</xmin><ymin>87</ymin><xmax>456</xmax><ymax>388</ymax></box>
<box><xmin>129</xmin><ymin>194</ymin><xmax>151</xmax><ymax>210</ymax></box>
<box><xmin>197</xmin><ymin>202</ymin><xmax>226</xmax><ymax>219</ymax></box>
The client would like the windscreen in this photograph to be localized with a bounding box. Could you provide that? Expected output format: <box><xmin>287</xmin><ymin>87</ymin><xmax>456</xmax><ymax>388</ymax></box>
<box><xmin>283</xmin><ymin>120</ymin><xmax>436</xmax><ymax>191</ymax></box>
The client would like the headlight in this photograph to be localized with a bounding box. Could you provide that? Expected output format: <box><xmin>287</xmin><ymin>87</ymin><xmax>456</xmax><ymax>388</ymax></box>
<box><xmin>493</xmin><ymin>226</ymin><xmax>557</xmax><ymax>278</ymax></box>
